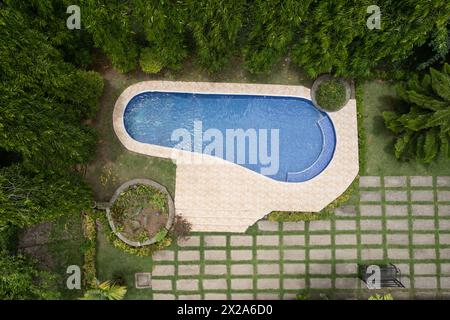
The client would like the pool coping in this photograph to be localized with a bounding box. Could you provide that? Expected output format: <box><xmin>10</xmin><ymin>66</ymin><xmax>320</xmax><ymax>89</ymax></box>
<box><xmin>113</xmin><ymin>81</ymin><xmax>359</xmax><ymax>233</ymax></box>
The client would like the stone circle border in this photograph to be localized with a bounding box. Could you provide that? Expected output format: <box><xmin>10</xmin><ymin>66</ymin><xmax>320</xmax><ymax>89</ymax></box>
<box><xmin>311</xmin><ymin>74</ymin><xmax>352</xmax><ymax>112</ymax></box>
<box><xmin>105</xmin><ymin>179</ymin><xmax>175</xmax><ymax>247</ymax></box>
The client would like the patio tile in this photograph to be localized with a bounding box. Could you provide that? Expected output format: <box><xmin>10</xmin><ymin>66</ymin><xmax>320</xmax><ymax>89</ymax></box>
<box><xmin>386</xmin><ymin>234</ymin><xmax>409</xmax><ymax>245</ymax></box>
<box><xmin>385</xmin><ymin>191</ymin><xmax>407</xmax><ymax>202</ymax></box>
<box><xmin>204</xmin><ymin>265</ymin><xmax>227</xmax><ymax>276</ymax></box>
<box><xmin>231</xmin><ymin>250</ymin><xmax>252</xmax><ymax>261</ymax></box>
<box><xmin>309</xmin><ymin>278</ymin><xmax>332</xmax><ymax>289</ymax></box>
<box><xmin>384</xmin><ymin>176</ymin><xmax>407</xmax><ymax>187</ymax></box>
<box><xmin>283</xmin><ymin>250</ymin><xmax>305</xmax><ymax>261</ymax></box>
<box><xmin>257</xmin><ymin>293</ymin><xmax>280</xmax><ymax>300</ymax></box>
<box><xmin>256</xmin><ymin>249</ymin><xmax>279</xmax><ymax>260</ymax></box>
<box><xmin>202</xmin><ymin>279</ymin><xmax>227</xmax><ymax>290</ymax></box>
<box><xmin>360</xmin><ymin>234</ymin><xmax>383</xmax><ymax>245</ymax></box>
<box><xmin>413</xmin><ymin>219</ymin><xmax>436</xmax><ymax>231</ymax></box>
<box><xmin>335</xmin><ymin>278</ymin><xmax>359</xmax><ymax>289</ymax></box>
<box><xmin>204</xmin><ymin>235</ymin><xmax>227</xmax><ymax>247</ymax></box>
<box><xmin>309</xmin><ymin>234</ymin><xmax>331</xmax><ymax>246</ymax></box>
<box><xmin>439</xmin><ymin>233</ymin><xmax>450</xmax><ymax>245</ymax></box>
<box><xmin>335</xmin><ymin>220</ymin><xmax>356</xmax><ymax>231</ymax></box>
<box><xmin>153</xmin><ymin>294</ymin><xmax>175</xmax><ymax>300</ymax></box>
<box><xmin>361</xmin><ymin>248</ymin><xmax>384</xmax><ymax>260</ymax></box>
<box><xmin>439</xmin><ymin>220</ymin><xmax>450</xmax><ymax>231</ymax></box>
<box><xmin>258</xmin><ymin>220</ymin><xmax>279</xmax><ymax>231</ymax></box>
<box><xmin>385</xmin><ymin>205</ymin><xmax>408</xmax><ymax>217</ymax></box>
<box><xmin>440</xmin><ymin>249</ymin><xmax>450</xmax><ymax>259</ymax></box>
<box><xmin>410</xmin><ymin>176</ymin><xmax>433</xmax><ymax>187</ymax></box>
<box><xmin>282</xmin><ymin>222</ymin><xmax>305</xmax><ymax>231</ymax></box>
<box><xmin>231</xmin><ymin>293</ymin><xmax>254</xmax><ymax>300</ymax></box>
<box><xmin>387</xmin><ymin>249</ymin><xmax>410</xmax><ymax>260</ymax></box>
<box><xmin>153</xmin><ymin>250</ymin><xmax>175</xmax><ymax>262</ymax></box>
<box><xmin>335</xmin><ymin>205</ymin><xmax>357</xmax><ymax>216</ymax></box>
<box><xmin>308</xmin><ymin>220</ymin><xmax>331</xmax><ymax>231</ymax></box>
<box><xmin>204</xmin><ymin>250</ymin><xmax>227</xmax><ymax>261</ymax></box>
<box><xmin>438</xmin><ymin>205</ymin><xmax>450</xmax><ymax>217</ymax></box>
<box><xmin>411</xmin><ymin>190</ymin><xmax>434</xmax><ymax>202</ymax></box>
<box><xmin>411</xmin><ymin>205</ymin><xmax>435</xmax><ymax>216</ymax></box>
<box><xmin>360</xmin><ymin>191</ymin><xmax>381</xmax><ymax>202</ymax></box>
<box><xmin>152</xmin><ymin>279</ymin><xmax>172</xmax><ymax>291</ymax></box>
<box><xmin>440</xmin><ymin>277</ymin><xmax>450</xmax><ymax>289</ymax></box>
<box><xmin>335</xmin><ymin>263</ymin><xmax>357</xmax><ymax>275</ymax></box>
<box><xmin>414</xmin><ymin>277</ymin><xmax>438</xmax><ymax>289</ymax></box>
<box><xmin>230</xmin><ymin>235</ymin><xmax>253</xmax><ymax>247</ymax></box>
<box><xmin>257</xmin><ymin>264</ymin><xmax>280</xmax><ymax>275</ymax></box>
<box><xmin>360</xmin><ymin>219</ymin><xmax>382</xmax><ymax>231</ymax></box>
<box><xmin>360</xmin><ymin>205</ymin><xmax>382</xmax><ymax>216</ymax></box>
<box><xmin>257</xmin><ymin>278</ymin><xmax>280</xmax><ymax>290</ymax></box>
<box><xmin>414</xmin><ymin>264</ymin><xmax>437</xmax><ymax>275</ymax></box>
<box><xmin>152</xmin><ymin>265</ymin><xmax>175</xmax><ymax>276</ymax></box>
<box><xmin>438</xmin><ymin>191</ymin><xmax>450</xmax><ymax>202</ymax></box>
<box><xmin>386</xmin><ymin>219</ymin><xmax>409</xmax><ymax>231</ymax></box>
<box><xmin>178</xmin><ymin>294</ymin><xmax>201</xmax><ymax>300</ymax></box>
<box><xmin>412</xmin><ymin>234</ymin><xmax>436</xmax><ymax>245</ymax></box>
<box><xmin>335</xmin><ymin>249</ymin><xmax>357</xmax><ymax>260</ymax></box>
<box><xmin>309</xmin><ymin>264</ymin><xmax>332</xmax><ymax>275</ymax></box>
<box><xmin>283</xmin><ymin>263</ymin><xmax>306</xmax><ymax>275</ymax></box>
<box><xmin>437</xmin><ymin>176</ymin><xmax>450</xmax><ymax>187</ymax></box>
<box><xmin>335</xmin><ymin>234</ymin><xmax>357</xmax><ymax>245</ymax></box>
<box><xmin>283</xmin><ymin>235</ymin><xmax>305</xmax><ymax>246</ymax></box>
<box><xmin>283</xmin><ymin>278</ymin><xmax>306</xmax><ymax>290</ymax></box>
<box><xmin>230</xmin><ymin>264</ymin><xmax>253</xmax><ymax>275</ymax></box>
<box><xmin>178</xmin><ymin>250</ymin><xmax>200</xmax><ymax>261</ymax></box>
<box><xmin>256</xmin><ymin>235</ymin><xmax>279</xmax><ymax>246</ymax></box>
<box><xmin>414</xmin><ymin>248</ymin><xmax>436</xmax><ymax>260</ymax></box>
<box><xmin>178</xmin><ymin>236</ymin><xmax>200</xmax><ymax>247</ymax></box>
<box><xmin>359</xmin><ymin>176</ymin><xmax>381</xmax><ymax>188</ymax></box>
<box><xmin>178</xmin><ymin>265</ymin><xmax>200</xmax><ymax>276</ymax></box>
<box><xmin>309</xmin><ymin>249</ymin><xmax>332</xmax><ymax>260</ymax></box>
<box><xmin>204</xmin><ymin>293</ymin><xmax>228</xmax><ymax>300</ymax></box>
<box><xmin>231</xmin><ymin>278</ymin><xmax>253</xmax><ymax>290</ymax></box>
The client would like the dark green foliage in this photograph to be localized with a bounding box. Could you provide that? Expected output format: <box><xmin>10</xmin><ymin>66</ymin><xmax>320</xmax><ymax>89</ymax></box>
<box><xmin>244</xmin><ymin>0</ymin><xmax>312</xmax><ymax>74</ymax></box>
<box><xmin>383</xmin><ymin>63</ymin><xmax>450</xmax><ymax>163</ymax></box>
<box><xmin>0</xmin><ymin>252</ymin><xmax>60</xmax><ymax>300</ymax></box>
<box><xmin>315</xmin><ymin>79</ymin><xmax>347</xmax><ymax>111</ymax></box>
<box><xmin>188</xmin><ymin>0</ymin><xmax>245</xmax><ymax>72</ymax></box>
<box><xmin>0</xmin><ymin>165</ymin><xmax>92</xmax><ymax>228</ymax></box>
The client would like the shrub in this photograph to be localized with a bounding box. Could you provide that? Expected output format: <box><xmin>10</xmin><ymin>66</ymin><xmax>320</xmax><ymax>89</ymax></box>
<box><xmin>315</xmin><ymin>79</ymin><xmax>347</xmax><ymax>111</ymax></box>
<box><xmin>170</xmin><ymin>215</ymin><xmax>192</xmax><ymax>241</ymax></box>
<box><xmin>139</xmin><ymin>47</ymin><xmax>164</xmax><ymax>74</ymax></box>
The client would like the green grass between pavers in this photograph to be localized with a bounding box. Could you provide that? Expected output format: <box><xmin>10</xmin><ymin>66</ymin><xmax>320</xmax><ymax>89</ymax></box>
<box><xmin>361</xmin><ymin>81</ymin><xmax>450</xmax><ymax>176</ymax></box>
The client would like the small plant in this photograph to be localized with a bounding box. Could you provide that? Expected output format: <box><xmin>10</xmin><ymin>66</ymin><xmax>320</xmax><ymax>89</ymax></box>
<box><xmin>315</xmin><ymin>79</ymin><xmax>347</xmax><ymax>111</ymax></box>
<box><xmin>80</xmin><ymin>280</ymin><xmax>127</xmax><ymax>300</ymax></box>
<box><xmin>170</xmin><ymin>215</ymin><xmax>192</xmax><ymax>241</ymax></box>
<box><xmin>139</xmin><ymin>48</ymin><xmax>164</xmax><ymax>74</ymax></box>
<box><xmin>369</xmin><ymin>293</ymin><xmax>394</xmax><ymax>300</ymax></box>
<box><xmin>154</xmin><ymin>228</ymin><xmax>168</xmax><ymax>243</ymax></box>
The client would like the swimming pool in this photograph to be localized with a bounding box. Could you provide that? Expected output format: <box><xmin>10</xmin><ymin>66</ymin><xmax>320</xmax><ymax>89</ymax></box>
<box><xmin>123</xmin><ymin>92</ymin><xmax>336</xmax><ymax>182</ymax></box>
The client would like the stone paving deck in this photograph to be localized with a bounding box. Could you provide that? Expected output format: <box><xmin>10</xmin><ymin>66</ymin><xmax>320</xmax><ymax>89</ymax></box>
<box><xmin>113</xmin><ymin>81</ymin><xmax>359</xmax><ymax>232</ymax></box>
<box><xmin>144</xmin><ymin>176</ymin><xmax>450</xmax><ymax>300</ymax></box>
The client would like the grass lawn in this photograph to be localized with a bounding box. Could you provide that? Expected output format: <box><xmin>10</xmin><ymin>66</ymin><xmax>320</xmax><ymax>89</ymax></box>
<box><xmin>361</xmin><ymin>80</ymin><xmax>450</xmax><ymax>176</ymax></box>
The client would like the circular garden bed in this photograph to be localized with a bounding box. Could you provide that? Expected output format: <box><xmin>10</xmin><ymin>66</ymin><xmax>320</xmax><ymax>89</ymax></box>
<box><xmin>106</xmin><ymin>179</ymin><xmax>175</xmax><ymax>247</ymax></box>
<box><xmin>311</xmin><ymin>74</ymin><xmax>351</xmax><ymax>112</ymax></box>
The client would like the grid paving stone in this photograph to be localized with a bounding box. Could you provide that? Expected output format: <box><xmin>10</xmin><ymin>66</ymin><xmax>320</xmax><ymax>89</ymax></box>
<box><xmin>388</xmin><ymin>248</ymin><xmax>410</xmax><ymax>260</ymax></box>
<box><xmin>178</xmin><ymin>236</ymin><xmax>200</xmax><ymax>247</ymax></box>
<box><xmin>204</xmin><ymin>264</ymin><xmax>227</xmax><ymax>275</ymax></box>
<box><xmin>440</xmin><ymin>248</ymin><xmax>450</xmax><ymax>259</ymax></box>
<box><xmin>152</xmin><ymin>265</ymin><xmax>175</xmax><ymax>276</ymax></box>
<box><xmin>410</xmin><ymin>176</ymin><xmax>433</xmax><ymax>187</ymax></box>
<box><xmin>309</xmin><ymin>249</ymin><xmax>332</xmax><ymax>260</ymax></box>
<box><xmin>335</xmin><ymin>220</ymin><xmax>357</xmax><ymax>231</ymax></box>
<box><xmin>178</xmin><ymin>265</ymin><xmax>200</xmax><ymax>276</ymax></box>
<box><xmin>153</xmin><ymin>250</ymin><xmax>175</xmax><ymax>262</ymax></box>
<box><xmin>283</xmin><ymin>235</ymin><xmax>305</xmax><ymax>246</ymax></box>
<box><xmin>309</xmin><ymin>263</ymin><xmax>332</xmax><ymax>274</ymax></box>
<box><xmin>152</xmin><ymin>279</ymin><xmax>172</xmax><ymax>291</ymax></box>
<box><xmin>308</xmin><ymin>220</ymin><xmax>331</xmax><ymax>231</ymax></box>
<box><xmin>411</xmin><ymin>191</ymin><xmax>434</xmax><ymax>202</ymax></box>
<box><xmin>204</xmin><ymin>235</ymin><xmax>227</xmax><ymax>247</ymax></box>
<box><xmin>204</xmin><ymin>250</ymin><xmax>227</xmax><ymax>261</ymax></box>
<box><xmin>283</xmin><ymin>278</ymin><xmax>306</xmax><ymax>290</ymax></box>
<box><xmin>439</xmin><ymin>220</ymin><xmax>450</xmax><ymax>231</ymax></box>
<box><xmin>386</xmin><ymin>219</ymin><xmax>409</xmax><ymax>231</ymax></box>
<box><xmin>414</xmin><ymin>248</ymin><xmax>436</xmax><ymax>260</ymax></box>
<box><xmin>231</xmin><ymin>293</ymin><xmax>254</xmax><ymax>300</ymax></box>
<box><xmin>412</xmin><ymin>234</ymin><xmax>436</xmax><ymax>245</ymax></box>
<box><xmin>359</xmin><ymin>176</ymin><xmax>381</xmax><ymax>187</ymax></box>
<box><xmin>309</xmin><ymin>234</ymin><xmax>331</xmax><ymax>246</ymax></box>
<box><xmin>309</xmin><ymin>278</ymin><xmax>332</xmax><ymax>289</ymax></box>
<box><xmin>257</xmin><ymin>293</ymin><xmax>280</xmax><ymax>300</ymax></box>
<box><xmin>413</xmin><ymin>219</ymin><xmax>436</xmax><ymax>230</ymax></box>
<box><xmin>230</xmin><ymin>264</ymin><xmax>253</xmax><ymax>275</ymax></box>
<box><xmin>335</xmin><ymin>263</ymin><xmax>357</xmax><ymax>275</ymax></box>
<box><xmin>230</xmin><ymin>235</ymin><xmax>253</xmax><ymax>247</ymax></box>
<box><xmin>437</xmin><ymin>176</ymin><xmax>450</xmax><ymax>187</ymax></box>
<box><xmin>441</xmin><ymin>264</ymin><xmax>450</xmax><ymax>275</ymax></box>
<box><xmin>257</xmin><ymin>278</ymin><xmax>280</xmax><ymax>290</ymax></box>
<box><xmin>257</xmin><ymin>249</ymin><xmax>279</xmax><ymax>260</ymax></box>
<box><xmin>438</xmin><ymin>191</ymin><xmax>450</xmax><ymax>202</ymax></box>
<box><xmin>177</xmin><ymin>279</ymin><xmax>198</xmax><ymax>291</ymax></box>
<box><xmin>385</xmin><ymin>205</ymin><xmax>408</xmax><ymax>217</ymax></box>
<box><xmin>360</xmin><ymin>234</ymin><xmax>383</xmax><ymax>245</ymax></box>
<box><xmin>283</xmin><ymin>263</ymin><xmax>306</xmax><ymax>275</ymax></box>
<box><xmin>258</xmin><ymin>220</ymin><xmax>279</xmax><ymax>231</ymax></box>
<box><xmin>283</xmin><ymin>293</ymin><xmax>298</xmax><ymax>300</ymax></box>
<box><xmin>412</xmin><ymin>205</ymin><xmax>435</xmax><ymax>216</ymax></box>
<box><xmin>335</xmin><ymin>278</ymin><xmax>359</xmax><ymax>289</ymax></box>
<box><xmin>360</xmin><ymin>205</ymin><xmax>382</xmax><ymax>216</ymax></box>
<box><xmin>282</xmin><ymin>221</ymin><xmax>305</xmax><ymax>231</ymax></box>
<box><xmin>257</xmin><ymin>264</ymin><xmax>280</xmax><ymax>275</ymax></box>
<box><xmin>414</xmin><ymin>264</ymin><xmax>437</xmax><ymax>275</ymax></box>
<box><xmin>414</xmin><ymin>277</ymin><xmax>438</xmax><ymax>289</ymax></box>
<box><xmin>396</xmin><ymin>263</ymin><xmax>410</xmax><ymax>275</ymax></box>
<box><xmin>231</xmin><ymin>278</ymin><xmax>253</xmax><ymax>290</ymax></box>
<box><xmin>202</xmin><ymin>279</ymin><xmax>227</xmax><ymax>290</ymax></box>
<box><xmin>335</xmin><ymin>249</ymin><xmax>357</xmax><ymax>260</ymax></box>
<box><xmin>153</xmin><ymin>294</ymin><xmax>175</xmax><ymax>300</ymax></box>
<box><xmin>439</xmin><ymin>205</ymin><xmax>450</xmax><ymax>216</ymax></box>
<box><xmin>360</xmin><ymin>191</ymin><xmax>381</xmax><ymax>202</ymax></box>
<box><xmin>335</xmin><ymin>205</ymin><xmax>357</xmax><ymax>216</ymax></box>
<box><xmin>335</xmin><ymin>234</ymin><xmax>357</xmax><ymax>245</ymax></box>
<box><xmin>360</xmin><ymin>219</ymin><xmax>382</xmax><ymax>231</ymax></box>
<box><xmin>440</xmin><ymin>277</ymin><xmax>450</xmax><ymax>289</ymax></box>
<box><xmin>178</xmin><ymin>250</ymin><xmax>200</xmax><ymax>261</ymax></box>
<box><xmin>283</xmin><ymin>250</ymin><xmax>305</xmax><ymax>261</ymax></box>
<box><xmin>361</xmin><ymin>248</ymin><xmax>384</xmax><ymax>260</ymax></box>
<box><xmin>385</xmin><ymin>191</ymin><xmax>407</xmax><ymax>202</ymax></box>
<box><xmin>178</xmin><ymin>294</ymin><xmax>201</xmax><ymax>300</ymax></box>
<box><xmin>257</xmin><ymin>235</ymin><xmax>279</xmax><ymax>246</ymax></box>
<box><xmin>204</xmin><ymin>293</ymin><xmax>228</xmax><ymax>300</ymax></box>
<box><xmin>439</xmin><ymin>233</ymin><xmax>450</xmax><ymax>244</ymax></box>
<box><xmin>231</xmin><ymin>250</ymin><xmax>253</xmax><ymax>261</ymax></box>
<box><xmin>384</xmin><ymin>176</ymin><xmax>407</xmax><ymax>187</ymax></box>
<box><xmin>387</xmin><ymin>234</ymin><xmax>409</xmax><ymax>245</ymax></box>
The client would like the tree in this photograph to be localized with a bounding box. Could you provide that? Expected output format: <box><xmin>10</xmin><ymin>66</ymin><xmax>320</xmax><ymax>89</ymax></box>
<box><xmin>383</xmin><ymin>63</ymin><xmax>450</xmax><ymax>163</ymax></box>
<box><xmin>187</xmin><ymin>0</ymin><xmax>245</xmax><ymax>72</ymax></box>
<box><xmin>0</xmin><ymin>252</ymin><xmax>59</xmax><ymax>300</ymax></box>
<box><xmin>244</xmin><ymin>0</ymin><xmax>312</xmax><ymax>74</ymax></box>
<box><xmin>80</xmin><ymin>280</ymin><xmax>127</xmax><ymax>300</ymax></box>
<box><xmin>0</xmin><ymin>165</ymin><xmax>92</xmax><ymax>228</ymax></box>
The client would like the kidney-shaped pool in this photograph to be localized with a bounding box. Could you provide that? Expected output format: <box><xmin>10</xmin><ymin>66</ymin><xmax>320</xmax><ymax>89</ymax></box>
<box><xmin>123</xmin><ymin>92</ymin><xmax>336</xmax><ymax>182</ymax></box>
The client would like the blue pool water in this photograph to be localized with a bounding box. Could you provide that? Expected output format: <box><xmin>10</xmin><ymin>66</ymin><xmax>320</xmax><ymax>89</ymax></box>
<box><xmin>124</xmin><ymin>92</ymin><xmax>336</xmax><ymax>182</ymax></box>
